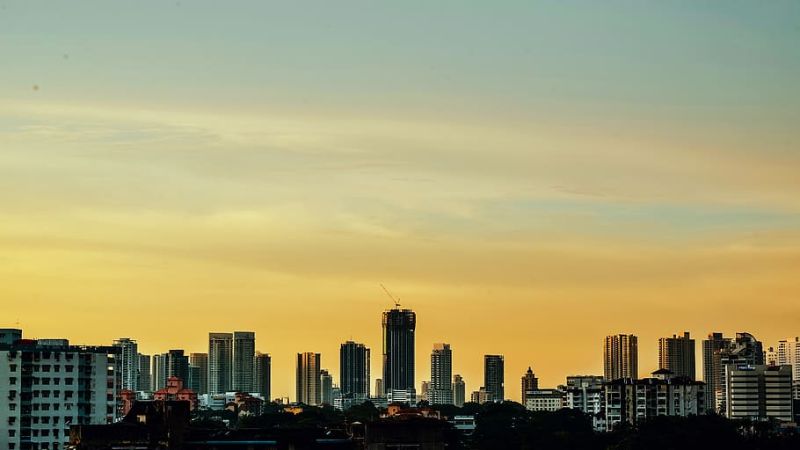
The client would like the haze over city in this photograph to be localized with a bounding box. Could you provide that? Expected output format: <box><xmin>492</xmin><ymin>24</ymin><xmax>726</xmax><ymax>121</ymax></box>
<box><xmin>2</xmin><ymin>1</ymin><xmax>800</xmax><ymax>405</ymax></box>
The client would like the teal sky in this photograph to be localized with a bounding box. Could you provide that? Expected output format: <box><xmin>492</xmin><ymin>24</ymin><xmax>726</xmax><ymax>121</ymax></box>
<box><xmin>2</xmin><ymin>1</ymin><xmax>800</xmax><ymax>400</ymax></box>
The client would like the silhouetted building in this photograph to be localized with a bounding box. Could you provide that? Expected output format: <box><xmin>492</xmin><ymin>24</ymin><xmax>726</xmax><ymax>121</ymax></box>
<box><xmin>374</xmin><ymin>378</ymin><xmax>384</xmax><ymax>398</ymax></box>
<box><xmin>321</xmin><ymin>369</ymin><xmax>334</xmax><ymax>405</ymax></box>
<box><xmin>483</xmin><ymin>354</ymin><xmax>504</xmax><ymax>402</ymax></box>
<box><xmin>382</xmin><ymin>308</ymin><xmax>416</xmax><ymax>403</ymax></box>
<box><xmin>138</xmin><ymin>353</ymin><xmax>151</xmax><ymax>393</ymax></box>
<box><xmin>255</xmin><ymin>351</ymin><xmax>271</xmax><ymax>401</ymax></box>
<box><xmin>189</xmin><ymin>352</ymin><xmax>208</xmax><ymax>395</ymax></box>
<box><xmin>716</xmin><ymin>332</ymin><xmax>764</xmax><ymax>413</ymax></box>
<box><xmin>208</xmin><ymin>332</ymin><xmax>233</xmax><ymax>394</ymax></box>
<box><xmin>297</xmin><ymin>352</ymin><xmax>322</xmax><ymax>405</ymax></box>
<box><xmin>659</xmin><ymin>331</ymin><xmax>696</xmax><ymax>380</ymax></box>
<box><xmin>340</xmin><ymin>341</ymin><xmax>370</xmax><ymax>401</ymax></box>
<box><xmin>233</xmin><ymin>331</ymin><xmax>255</xmax><ymax>393</ymax></box>
<box><xmin>114</xmin><ymin>338</ymin><xmax>139</xmax><ymax>391</ymax></box>
<box><xmin>152</xmin><ymin>354</ymin><xmax>167</xmax><ymax>391</ymax></box>
<box><xmin>604</xmin><ymin>334</ymin><xmax>638</xmax><ymax>381</ymax></box>
<box><xmin>702</xmin><ymin>332</ymin><xmax>730</xmax><ymax>412</ymax></box>
<box><xmin>521</xmin><ymin>366</ymin><xmax>538</xmax><ymax>402</ymax></box>
<box><xmin>0</xmin><ymin>328</ymin><xmax>22</xmax><ymax>345</ymax></box>
<box><xmin>166</xmin><ymin>349</ymin><xmax>190</xmax><ymax>386</ymax></box>
<box><xmin>453</xmin><ymin>374</ymin><xmax>465</xmax><ymax>407</ymax></box>
<box><xmin>430</xmin><ymin>343</ymin><xmax>453</xmax><ymax>405</ymax></box>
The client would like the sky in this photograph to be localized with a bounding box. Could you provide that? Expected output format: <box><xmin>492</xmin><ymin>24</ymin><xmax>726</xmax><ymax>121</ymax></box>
<box><xmin>1</xmin><ymin>1</ymin><xmax>800</xmax><ymax>402</ymax></box>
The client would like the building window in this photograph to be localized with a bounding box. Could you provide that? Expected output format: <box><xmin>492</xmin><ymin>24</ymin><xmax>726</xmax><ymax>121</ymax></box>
<box><xmin>9</xmin><ymin>377</ymin><xmax>17</xmax><ymax>385</ymax></box>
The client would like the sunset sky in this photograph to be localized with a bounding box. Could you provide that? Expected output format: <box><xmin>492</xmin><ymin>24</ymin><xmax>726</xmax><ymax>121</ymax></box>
<box><xmin>1</xmin><ymin>1</ymin><xmax>799</xmax><ymax>402</ymax></box>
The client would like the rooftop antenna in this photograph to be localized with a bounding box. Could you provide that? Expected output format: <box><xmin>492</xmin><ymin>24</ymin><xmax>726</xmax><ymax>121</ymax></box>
<box><xmin>380</xmin><ymin>283</ymin><xmax>401</xmax><ymax>308</ymax></box>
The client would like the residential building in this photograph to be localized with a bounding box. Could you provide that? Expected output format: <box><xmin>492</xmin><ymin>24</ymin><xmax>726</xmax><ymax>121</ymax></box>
<box><xmin>524</xmin><ymin>389</ymin><xmax>564</xmax><ymax>412</ymax></box>
<box><xmin>296</xmin><ymin>352</ymin><xmax>321</xmax><ymax>406</ymax></box>
<box><xmin>113</xmin><ymin>338</ymin><xmax>139</xmax><ymax>392</ymax></box>
<box><xmin>658</xmin><ymin>332</ymin><xmax>695</xmax><ymax>380</ymax></box>
<box><xmin>470</xmin><ymin>387</ymin><xmax>491</xmax><ymax>404</ymax></box>
<box><xmin>484</xmin><ymin>355</ymin><xmax>504</xmax><ymax>402</ymax></box>
<box><xmin>430</xmin><ymin>343</ymin><xmax>453</xmax><ymax>405</ymax></box>
<box><xmin>702</xmin><ymin>332</ymin><xmax>731</xmax><ymax>412</ymax></box>
<box><xmin>453</xmin><ymin>374</ymin><xmax>465</xmax><ymax>407</ymax></box>
<box><xmin>208</xmin><ymin>333</ymin><xmax>233</xmax><ymax>395</ymax></box>
<box><xmin>724</xmin><ymin>365</ymin><xmax>793</xmax><ymax>421</ymax></box>
<box><xmin>604</xmin><ymin>334</ymin><xmax>638</xmax><ymax>381</ymax></box>
<box><xmin>604</xmin><ymin>369</ymin><xmax>706</xmax><ymax>431</ymax></box>
<box><xmin>382</xmin><ymin>308</ymin><xmax>417</xmax><ymax>403</ymax></box>
<box><xmin>374</xmin><ymin>378</ymin><xmax>384</xmax><ymax>399</ymax></box>
<box><xmin>0</xmin><ymin>337</ymin><xmax>121</xmax><ymax>450</ymax></box>
<box><xmin>765</xmin><ymin>346</ymin><xmax>778</xmax><ymax>366</ymax></box>
<box><xmin>153</xmin><ymin>376</ymin><xmax>198</xmax><ymax>410</ymax></box>
<box><xmin>420</xmin><ymin>381</ymin><xmax>430</xmax><ymax>402</ymax></box>
<box><xmin>165</xmin><ymin>350</ymin><xmax>189</xmax><ymax>385</ymax></box>
<box><xmin>233</xmin><ymin>331</ymin><xmax>255</xmax><ymax>393</ymax></box>
<box><xmin>564</xmin><ymin>376</ymin><xmax>605</xmax><ymax>431</ymax></box>
<box><xmin>340</xmin><ymin>341</ymin><xmax>370</xmax><ymax>402</ymax></box>
<box><xmin>777</xmin><ymin>337</ymin><xmax>800</xmax><ymax>399</ymax></box>
<box><xmin>189</xmin><ymin>353</ymin><xmax>208</xmax><ymax>395</ymax></box>
<box><xmin>255</xmin><ymin>352</ymin><xmax>271</xmax><ymax>401</ymax></box>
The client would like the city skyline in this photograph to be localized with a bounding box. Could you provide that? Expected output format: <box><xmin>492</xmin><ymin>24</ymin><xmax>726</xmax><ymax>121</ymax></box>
<box><xmin>2</xmin><ymin>2</ymin><xmax>800</xmax><ymax>407</ymax></box>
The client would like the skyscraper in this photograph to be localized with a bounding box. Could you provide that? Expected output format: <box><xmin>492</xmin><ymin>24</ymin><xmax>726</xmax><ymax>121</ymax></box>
<box><xmin>233</xmin><ymin>331</ymin><xmax>256</xmax><ymax>393</ymax></box>
<box><xmin>702</xmin><ymin>332</ymin><xmax>730</xmax><ymax>412</ymax></box>
<box><xmin>296</xmin><ymin>352</ymin><xmax>322</xmax><ymax>405</ymax></box>
<box><xmin>138</xmin><ymin>353</ymin><xmax>151</xmax><ymax>393</ymax></box>
<box><xmin>209</xmin><ymin>332</ymin><xmax>233</xmax><ymax>394</ymax></box>
<box><xmin>320</xmin><ymin>369</ymin><xmax>334</xmax><ymax>405</ymax></box>
<box><xmin>113</xmin><ymin>337</ymin><xmax>139</xmax><ymax>391</ymax></box>
<box><xmin>604</xmin><ymin>334</ymin><xmax>638</xmax><ymax>381</ymax></box>
<box><xmin>430</xmin><ymin>343</ymin><xmax>453</xmax><ymax>405</ymax></box>
<box><xmin>151</xmin><ymin>353</ymin><xmax>167</xmax><ymax>391</ymax></box>
<box><xmin>484</xmin><ymin>354</ymin><xmax>505</xmax><ymax>402</ymax></box>
<box><xmin>340</xmin><ymin>341</ymin><xmax>370</xmax><ymax>401</ymax></box>
<box><xmin>718</xmin><ymin>332</ymin><xmax>764</xmax><ymax>413</ymax></box>
<box><xmin>453</xmin><ymin>374</ymin><xmax>466</xmax><ymax>407</ymax></box>
<box><xmin>382</xmin><ymin>308</ymin><xmax>416</xmax><ymax>402</ymax></box>
<box><xmin>521</xmin><ymin>366</ymin><xmax>539</xmax><ymax>402</ymax></box>
<box><xmin>658</xmin><ymin>332</ymin><xmax>696</xmax><ymax>379</ymax></box>
<box><xmin>255</xmin><ymin>352</ymin><xmax>272</xmax><ymax>401</ymax></box>
<box><xmin>374</xmin><ymin>378</ymin><xmax>384</xmax><ymax>398</ymax></box>
<box><xmin>776</xmin><ymin>337</ymin><xmax>800</xmax><ymax>397</ymax></box>
<box><xmin>166</xmin><ymin>349</ymin><xmax>190</xmax><ymax>383</ymax></box>
<box><xmin>189</xmin><ymin>352</ymin><xmax>209</xmax><ymax>395</ymax></box>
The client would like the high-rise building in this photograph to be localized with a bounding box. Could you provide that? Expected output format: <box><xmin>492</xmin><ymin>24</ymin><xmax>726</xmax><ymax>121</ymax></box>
<box><xmin>166</xmin><ymin>349</ymin><xmax>190</xmax><ymax>383</ymax></box>
<box><xmin>471</xmin><ymin>387</ymin><xmax>492</xmax><ymax>404</ymax></box>
<box><xmin>765</xmin><ymin>347</ymin><xmax>778</xmax><ymax>366</ymax></box>
<box><xmin>382</xmin><ymin>308</ymin><xmax>416</xmax><ymax>403</ymax></box>
<box><xmin>209</xmin><ymin>332</ymin><xmax>233</xmax><ymax>394</ymax></box>
<box><xmin>340</xmin><ymin>341</ymin><xmax>370</xmax><ymax>401</ymax></box>
<box><xmin>484</xmin><ymin>355</ymin><xmax>505</xmax><ymax>402</ymax></box>
<box><xmin>658</xmin><ymin>332</ymin><xmax>696</xmax><ymax>380</ymax></box>
<box><xmin>255</xmin><ymin>352</ymin><xmax>271</xmax><ymax>401</ymax></box>
<box><xmin>521</xmin><ymin>367</ymin><xmax>539</xmax><ymax>402</ymax></box>
<box><xmin>189</xmin><ymin>352</ymin><xmax>209</xmax><ymax>395</ymax></box>
<box><xmin>374</xmin><ymin>378</ymin><xmax>384</xmax><ymax>398</ymax></box>
<box><xmin>233</xmin><ymin>331</ymin><xmax>255</xmax><ymax>393</ymax></box>
<box><xmin>715</xmin><ymin>332</ymin><xmax>764</xmax><ymax>413</ymax></box>
<box><xmin>776</xmin><ymin>337</ymin><xmax>800</xmax><ymax>398</ymax></box>
<box><xmin>296</xmin><ymin>352</ymin><xmax>322</xmax><ymax>405</ymax></box>
<box><xmin>151</xmin><ymin>354</ymin><xmax>167</xmax><ymax>391</ymax></box>
<box><xmin>0</xmin><ymin>337</ymin><xmax>121</xmax><ymax>450</ymax></box>
<box><xmin>430</xmin><ymin>343</ymin><xmax>453</xmax><ymax>405</ymax></box>
<box><xmin>420</xmin><ymin>381</ymin><xmax>430</xmax><ymax>402</ymax></box>
<box><xmin>724</xmin><ymin>365</ymin><xmax>793</xmax><ymax>421</ymax></box>
<box><xmin>321</xmin><ymin>369</ymin><xmax>334</xmax><ymax>405</ymax></box>
<box><xmin>564</xmin><ymin>375</ymin><xmax>605</xmax><ymax>431</ymax></box>
<box><xmin>113</xmin><ymin>338</ymin><xmax>139</xmax><ymax>391</ymax></box>
<box><xmin>138</xmin><ymin>353</ymin><xmax>151</xmax><ymax>393</ymax></box>
<box><xmin>604</xmin><ymin>334</ymin><xmax>638</xmax><ymax>381</ymax></box>
<box><xmin>188</xmin><ymin>365</ymin><xmax>202</xmax><ymax>393</ymax></box>
<box><xmin>702</xmin><ymin>332</ymin><xmax>730</xmax><ymax>412</ymax></box>
<box><xmin>453</xmin><ymin>374</ymin><xmax>466</xmax><ymax>407</ymax></box>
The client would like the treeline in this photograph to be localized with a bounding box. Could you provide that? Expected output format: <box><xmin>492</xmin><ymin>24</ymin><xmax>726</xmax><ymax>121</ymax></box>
<box><xmin>191</xmin><ymin>401</ymin><xmax>800</xmax><ymax>450</ymax></box>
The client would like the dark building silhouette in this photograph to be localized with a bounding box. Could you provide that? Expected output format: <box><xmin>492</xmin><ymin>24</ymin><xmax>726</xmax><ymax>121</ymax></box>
<box><xmin>382</xmin><ymin>308</ymin><xmax>416</xmax><ymax>402</ymax></box>
<box><xmin>340</xmin><ymin>341</ymin><xmax>370</xmax><ymax>401</ymax></box>
<box><xmin>659</xmin><ymin>332</ymin><xmax>696</xmax><ymax>380</ymax></box>
<box><xmin>484</xmin><ymin>355</ymin><xmax>505</xmax><ymax>402</ymax></box>
<box><xmin>255</xmin><ymin>351</ymin><xmax>272</xmax><ymax>401</ymax></box>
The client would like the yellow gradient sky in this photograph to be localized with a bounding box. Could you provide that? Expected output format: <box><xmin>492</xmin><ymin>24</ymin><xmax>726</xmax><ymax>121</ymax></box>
<box><xmin>2</xmin><ymin>2</ymin><xmax>800</xmax><ymax>401</ymax></box>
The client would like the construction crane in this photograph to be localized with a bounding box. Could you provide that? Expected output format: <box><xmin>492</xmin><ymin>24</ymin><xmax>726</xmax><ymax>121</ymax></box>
<box><xmin>380</xmin><ymin>283</ymin><xmax>401</xmax><ymax>308</ymax></box>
